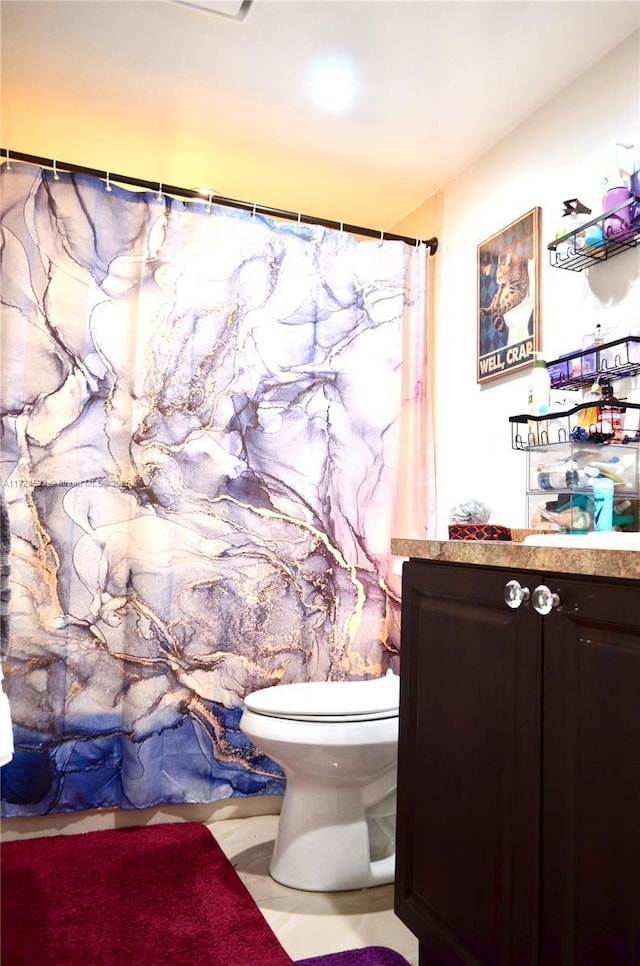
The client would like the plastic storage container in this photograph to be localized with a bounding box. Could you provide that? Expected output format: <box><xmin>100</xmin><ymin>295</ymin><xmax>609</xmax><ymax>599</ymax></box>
<box><xmin>526</xmin><ymin>442</ymin><xmax>639</xmax><ymax>533</ymax></box>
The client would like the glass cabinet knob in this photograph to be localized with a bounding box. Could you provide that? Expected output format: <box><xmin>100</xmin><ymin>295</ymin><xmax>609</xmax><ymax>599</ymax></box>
<box><xmin>532</xmin><ymin>584</ymin><xmax>561</xmax><ymax>616</ymax></box>
<box><xmin>504</xmin><ymin>580</ymin><xmax>530</xmax><ymax>609</ymax></box>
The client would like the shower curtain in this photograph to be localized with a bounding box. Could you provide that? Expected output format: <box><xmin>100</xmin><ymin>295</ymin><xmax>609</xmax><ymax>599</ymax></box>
<box><xmin>0</xmin><ymin>161</ymin><xmax>434</xmax><ymax>816</ymax></box>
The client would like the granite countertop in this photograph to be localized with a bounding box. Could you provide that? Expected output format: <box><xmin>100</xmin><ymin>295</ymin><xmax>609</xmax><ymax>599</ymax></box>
<box><xmin>390</xmin><ymin>538</ymin><xmax>640</xmax><ymax>581</ymax></box>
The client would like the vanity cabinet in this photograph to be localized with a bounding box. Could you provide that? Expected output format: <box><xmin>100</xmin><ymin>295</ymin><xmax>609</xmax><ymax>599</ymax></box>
<box><xmin>395</xmin><ymin>559</ymin><xmax>640</xmax><ymax>966</ymax></box>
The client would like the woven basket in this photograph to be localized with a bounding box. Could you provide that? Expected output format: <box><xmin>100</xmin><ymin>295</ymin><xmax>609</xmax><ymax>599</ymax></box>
<box><xmin>509</xmin><ymin>528</ymin><xmax>548</xmax><ymax>543</ymax></box>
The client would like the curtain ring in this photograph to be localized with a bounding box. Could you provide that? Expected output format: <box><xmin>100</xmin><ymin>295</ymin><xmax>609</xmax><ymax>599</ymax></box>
<box><xmin>105</xmin><ymin>172</ymin><xmax>112</xmax><ymax>193</ymax></box>
<box><xmin>251</xmin><ymin>202</ymin><xmax>257</xmax><ymax>218</ymax></box>
<box><xmin>5</xmin><ymin>149</ymin><xmax>11</xmax><ymax>169</ymax></box>
<box><xmin>339</xmin><ymin>221</ymin><xmax>344</xmax><ymax>234</ymax></box>
<box><xmin>205</xmin><ymin>191</ymin><xmax>213</xmax><ymax>213</ymax></box>
<box><xmin>378</xmin><ymin>230</ymin><xmax>384</xmax><ymax>248</ymax></box>
<box><xmin>297</xmin><ymin>212</ymin><xmax>302</xmax><ymax>226</ymax></box>
<box><xmin>157</xmin><ymin>182</ymin><xmax>163</xmax><ymax>202</ymax></box>
<box><xmin>53</xmin><ymin>159</ymin><xmax>60</xmax><ymax>180</ymax></box>
<box><xmin>414</xmin><ymin>239</ymin><xmax>421</xmax><ymax>253</ymax></box>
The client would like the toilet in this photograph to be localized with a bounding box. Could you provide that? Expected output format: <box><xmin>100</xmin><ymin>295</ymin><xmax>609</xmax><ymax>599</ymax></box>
<box><xmin>239</xmin><ymin>670</ymin><xmax>399</xmax><ymax>892</ymax></box>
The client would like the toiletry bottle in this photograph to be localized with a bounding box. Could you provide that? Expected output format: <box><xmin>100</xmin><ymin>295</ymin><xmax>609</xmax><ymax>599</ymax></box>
<box><xmin>592</xmin><ymin>477</ymin><xmax>614</xmax><ymax>531</ymax></box>
<box><xmin>580</xmin><ymin>325</ymin><xmax>606</xmax><ymax>377</ymax></box>
<box><xmin>585</xmin><ymin>458</ymin><xmax>626</xmax><ymax>485</ymax></box>
<box><xmin>600</xmin><ymin>382</ymin><xmax>624</xmax><ymax>436</ymax></box>
<box><xmin>592</xmin><ymin>323</ymin><xmax>605</xmax><ymax>347</ymax></box>
<box><xmin>575</xmin><ymin>378</ymin><xmax>602</xmax><ymax>438</ymax></box>
<box><xmin>528</xmin><ymin>352</ymin><xmax>551</xmax><ymax>444</ymax></box>
<box><xmin>536</xmin><ymin>459</ymin><xmax>579</xmax><ymax>490</ymax></box>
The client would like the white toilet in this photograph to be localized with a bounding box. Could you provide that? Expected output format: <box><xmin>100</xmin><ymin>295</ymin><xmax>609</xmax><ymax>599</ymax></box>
<box><xmin>240</xmin><ymin>670</ymin><xmax>399</xmax><ymax>892</ymax></box>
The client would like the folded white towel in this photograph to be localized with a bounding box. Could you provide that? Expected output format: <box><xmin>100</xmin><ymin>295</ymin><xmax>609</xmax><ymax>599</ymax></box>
<box><xmin>0</xmin><ymin>665</ymin><xmax>14</xmax><ymax>767</ymax></box>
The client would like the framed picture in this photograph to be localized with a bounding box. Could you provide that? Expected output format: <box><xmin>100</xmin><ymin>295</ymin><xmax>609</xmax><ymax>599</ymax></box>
<box><xmin>477</xmin><ymin>207</ymin><xmax>541</xmax><ymax>384</ymax></box>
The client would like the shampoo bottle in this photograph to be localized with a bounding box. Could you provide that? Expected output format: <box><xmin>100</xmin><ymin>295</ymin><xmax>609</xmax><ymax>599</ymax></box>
<box><xmin>592</xmin><ymin>477</ymin><xmax>614</xmax><ymax>531</ymax></box>
<box><xmin>600</xmin><ymin>381</ymin><xmax>624</xmax><ymax>436</ymax></box>
<box><xmin>528</xmin><ymin>352</ymin><xmax>551</xmax><ymax>444</ymax></box>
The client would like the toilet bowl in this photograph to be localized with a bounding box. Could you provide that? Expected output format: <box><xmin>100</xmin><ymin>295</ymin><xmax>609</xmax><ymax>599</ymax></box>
<box><xmin>240</xmin><ymin>671</ymin><xmax>399</xmax><ymax>892</ymax></box>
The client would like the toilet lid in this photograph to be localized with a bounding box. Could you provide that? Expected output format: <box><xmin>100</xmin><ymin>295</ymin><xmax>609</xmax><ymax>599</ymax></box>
<box><xmin>243</xmin><ymin>672</ymin><xmax>400</xmax><ymax>722</ymax></box>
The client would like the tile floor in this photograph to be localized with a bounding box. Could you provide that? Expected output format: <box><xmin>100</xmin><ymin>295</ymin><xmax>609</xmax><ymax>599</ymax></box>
<box><xmin>211</xmin><ymin>813</ymin><xmax>419</xmax><ymax>965</ymax></box>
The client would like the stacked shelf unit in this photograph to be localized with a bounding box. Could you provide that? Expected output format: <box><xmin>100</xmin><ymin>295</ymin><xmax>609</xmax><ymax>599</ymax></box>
<box><xmin>509</xmin><ymin>337</ymin><xmax>640</xmax><ymax>533</ymax></box>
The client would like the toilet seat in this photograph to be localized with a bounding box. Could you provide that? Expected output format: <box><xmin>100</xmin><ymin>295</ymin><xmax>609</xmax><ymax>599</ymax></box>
<box><xmin>244</xmin><ymin>672</ymin><xmax>399</xmax><ymax>723</ymax></box>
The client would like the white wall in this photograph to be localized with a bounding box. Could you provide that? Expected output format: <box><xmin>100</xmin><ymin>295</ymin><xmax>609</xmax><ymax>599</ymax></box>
<box><xmin>434</xmin><ymin>30</ymin><xmax>640</xmax><ymax>536</ymax></box>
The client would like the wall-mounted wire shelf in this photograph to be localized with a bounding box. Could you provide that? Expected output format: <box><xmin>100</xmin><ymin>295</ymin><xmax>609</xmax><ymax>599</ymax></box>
<box><xmin>546</xmin><ymin>336</ymin><xmax>640</xmax><ymax>390</ymax></box>
<box><xmin>548</xmin><ymin>197</ymin><xmax>640</xmax><ymax>271</ymax></box>
<box><xmin>510</xmin><ymin>401</ymin><xmax>640</xmax><ymax>450</ymax></box>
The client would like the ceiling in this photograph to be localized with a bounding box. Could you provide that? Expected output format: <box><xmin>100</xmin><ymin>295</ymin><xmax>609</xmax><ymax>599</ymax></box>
<box><xmin>2</xmin><ymin>1</ymin><xmax>639</xmax><ymax>228</ymax></box>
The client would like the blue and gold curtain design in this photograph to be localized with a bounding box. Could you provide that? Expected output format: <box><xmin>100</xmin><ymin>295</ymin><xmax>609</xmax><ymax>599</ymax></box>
<box><xmin>0</xmin><ymin>162</ymin><xmax>431</xmax><ymax>815</ymax></box>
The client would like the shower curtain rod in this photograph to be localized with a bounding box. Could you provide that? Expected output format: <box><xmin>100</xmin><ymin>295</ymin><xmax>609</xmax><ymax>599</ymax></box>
<box><xmin>1</xmin><ymin>149</ymin><xmax>438</xmax><ymax>255</ymax></box>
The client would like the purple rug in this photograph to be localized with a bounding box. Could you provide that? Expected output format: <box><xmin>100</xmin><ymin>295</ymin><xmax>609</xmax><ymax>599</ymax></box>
<box><xmin>297</xmin><ymin>948</ymin><xmax>410</xmax><ymax>966</ymax></box>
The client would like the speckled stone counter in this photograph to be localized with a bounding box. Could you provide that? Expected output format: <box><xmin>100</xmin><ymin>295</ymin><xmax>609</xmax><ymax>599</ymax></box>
<box><xmin>391</xmin><ymin>538</ymin><xmax>640</xmax><ymax>581</ymax></box>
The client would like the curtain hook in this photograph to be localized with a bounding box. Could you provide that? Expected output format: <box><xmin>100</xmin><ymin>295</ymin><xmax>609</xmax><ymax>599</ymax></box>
<box><xmin>157</xmin><ymin>182</ymin><xmax>163</xmax><ymax>202</ymax></box>
<box><xmin>105</xmin><ymin>171</ymin><xmax>112</xmax><ymax>193</ymax></box>
<box><xmin>297</xmin><ymin>211</ymin><xmax>302</xmax><ymax>226</ymax></box>
<box><xmin>53</xmin><ymin>159</ymin><xmax>60</xmax><ymax>180</ymax></box>
<box><xmin>378</xmin><ymin>230</ymin><xmax>384</xmax><ymax>248</ymax></box>
<box><xmin>340</xmin><ymin>221</ymin><xmax>344</xmax><ymax>234</ymax></box>
<box><xmin>206</xmin><ymin>191</ymin><xmax>213</xmax><ymax>213</ymax></box>
<box><xmin>251</xmin><ymin>202</ymin><xmax>257</xmax><ymax>218</ymax></box>
<box><xmin>5</xmin><ymin>149</ymin><xmax>11</xmax><ymax>170</ymax></box>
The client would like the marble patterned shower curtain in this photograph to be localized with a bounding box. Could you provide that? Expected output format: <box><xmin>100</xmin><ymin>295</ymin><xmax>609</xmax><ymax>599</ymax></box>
<box><xmin>0</xmin><ymin>161</ymin><xmax>434</xmax><ymax>815</ymax></box>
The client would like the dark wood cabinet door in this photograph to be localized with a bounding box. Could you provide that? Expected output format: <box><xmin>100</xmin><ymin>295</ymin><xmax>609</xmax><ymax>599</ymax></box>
<box><xmin>539</xmin><ymin>574</ymin><xmax>640</xmax><ymax>966</ymax></box>
<box><xmin>395</xmin><ymin>562</ymin><xmax>542</xmax><ymax>966</ymax></box>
